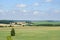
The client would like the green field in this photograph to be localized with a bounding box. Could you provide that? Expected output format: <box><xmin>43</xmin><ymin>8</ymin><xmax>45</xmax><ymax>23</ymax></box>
<box><xmin>32</xmin><ymin>21</ymin><xmax>60</xmax><ymax>25</ymax></box>
<box><xmin>0</xmin><ymin>26</ymin><xmax>60</xmax><ymax>40</ymax></box>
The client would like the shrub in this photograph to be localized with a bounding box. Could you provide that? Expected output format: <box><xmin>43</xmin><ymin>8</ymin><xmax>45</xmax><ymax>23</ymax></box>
<box><xmin>0</xmin><ymin>26</ymin><xmax>4</xmax><ymax>27</ymax></box>
<box><xmin>11</xmin><ymin>28</ymin><xmax>15</xmax><ymax>36</ymax></box>
<box><xmin>9</xmin><ymin>25</ymin><xmax>12</xmax><ymax>27</ymax></box>
<box><xmin>7</xmin><ymin>36</ymin><xmax>12</xmax><ymax>40</ymax></box>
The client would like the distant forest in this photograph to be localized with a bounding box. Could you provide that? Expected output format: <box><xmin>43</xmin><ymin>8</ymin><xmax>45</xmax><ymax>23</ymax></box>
<box><xmin>0</xmin><ymin>20</ymin><xmax>31</xmax><ymax>24</ymax></box>
<box><xmin>0</xmin><ymin>20</ymin><xmax>14</xmax><ymax>24</ymax></box>
<box><xmin>0</xmin><ymin>20</ymin><xmax>60</xmax><ymax>26</ymax></box>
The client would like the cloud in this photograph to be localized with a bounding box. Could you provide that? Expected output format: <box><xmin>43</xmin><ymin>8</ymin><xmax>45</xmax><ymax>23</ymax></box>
<box><xmin>34</xmin><ymin>3</ymin><xmax>39</xmax><ymax>6</ymax></box>
<box><xmin>0</xmin><ymin>9</ymin><xmax>8</xmax><ymax>16</ymax></box>
<box><xmin>33</xmin><ymin>11</ymin><xmax>39</xmax><ymax>15</ymax></box>
<box><xmin>12</xmin><ymin>11</ymin><xmax>16</xmax><ymax>13</ymax></box>
<box><xmin>45</xmin><ymin>0</ymin><xmax>52</xmax><ymax>2</ymax></box>
<box><xmin>0</xmin><ymin>9</ymin><xmax>4</xmax><ymax>13</ymax></box>
<box><xmin>54</xmin><ymin>10</ymin><xmax>60</xmax><ymax>13</ymax></box>
<box><xmin>16</xmin><ymin>4</ymin><xmax>27</xmax><ymax>8</ymax></box>
<box><xmin>22</xmin><ymin>10</ymin><xmax>27</xmax><ymax>13</ymax></box>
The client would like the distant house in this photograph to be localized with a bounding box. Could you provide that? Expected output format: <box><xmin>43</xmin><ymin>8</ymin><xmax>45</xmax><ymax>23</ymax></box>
<box><xmin>12</xmin><ymin>22</ymin><xmax>27</xmax><ymax>26</ymax></box>
<box><xmin>17</xmin><ymin>22</ymin><xmax>27</xmax><ymax>25</ymax></box>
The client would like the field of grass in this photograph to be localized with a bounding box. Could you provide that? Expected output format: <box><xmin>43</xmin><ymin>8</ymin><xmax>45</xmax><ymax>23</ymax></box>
<box><xmin>0</xmin><ymin>26</ymin><xmax>60</xmax><ymax>40</ymax></box>
<box><xmin>32</xmin><ymin>21</ymin><xmax>60</xmax><ymax>25</ymax></box>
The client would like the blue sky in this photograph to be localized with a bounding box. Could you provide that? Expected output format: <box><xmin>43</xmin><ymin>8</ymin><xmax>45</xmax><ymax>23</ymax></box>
<box><xmin>0</xmin><ymin>0</ymin><xmax>60</xmax><ymax>20</ymax></box>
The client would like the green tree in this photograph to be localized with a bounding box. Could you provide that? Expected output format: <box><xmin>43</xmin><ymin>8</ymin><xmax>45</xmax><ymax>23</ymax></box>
<box><xmin>11</xmin><ymin>28</ymin><xmax>15</xmax><ymax>36</ymax></box>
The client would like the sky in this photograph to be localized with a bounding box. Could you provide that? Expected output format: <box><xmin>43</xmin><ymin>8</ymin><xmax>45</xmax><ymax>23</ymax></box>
<box><xmin>0</xmin><ymin>0</ymin><xmax>60</xmax><ymax>20</ymax></box>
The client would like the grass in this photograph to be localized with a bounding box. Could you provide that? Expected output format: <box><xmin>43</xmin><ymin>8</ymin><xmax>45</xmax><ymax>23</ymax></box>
<box><xmin>33</xmin><ymin>21</ymin><xmax>60</xmax><ymax>25</ymax></box>
<box><xmin>0</xmin><ymin>26</ymin><xmax>60</xmax><ymax>40</ymax></box>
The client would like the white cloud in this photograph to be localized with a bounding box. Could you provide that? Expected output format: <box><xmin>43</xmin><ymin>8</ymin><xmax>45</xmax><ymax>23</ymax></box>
<box><xmin>0</xmin><ymin>9</ymin><xmax>7</xmax><ymax>16</ymax></box>
<box><xmin>0</xmin><ymin>9</ymin><xmax>4</xmax><ymax>13</ymax></box>
<box><xmin>34</xmin><ymin>3</ymin><xmax>39</xmax><ymax>6</ymax></box>
<box><xmin>46</xmin><ymin>0</ymin><xmax>52</xmax><ymax>2</ymax></box>
<box><xmin>33</xmin><ymin>11</ymin><xmax>39</xmax><ymax>15</ymax></box>
<box><xmin>16</xmin><ymin>4</ymin><xmax>27</xmax><ymax>8</ymax></box>
<box><xmin>22</xmin><ymin>10</ymin><xmax>27</xmax><ymax>13</ymax></box>
<box><xmin>54</xmin><ymin>10</ymin><xmax>60</xmax><ymax>13</ymax></box>
<box><xmin>12</xmin><ymin>11</ymin><xmax>16</xmax><ymax>13</ymax></box>
<box><xmin>5</xmin><ymin>10</ymin><xmax>9</xmax><ymax>13</ymax></box>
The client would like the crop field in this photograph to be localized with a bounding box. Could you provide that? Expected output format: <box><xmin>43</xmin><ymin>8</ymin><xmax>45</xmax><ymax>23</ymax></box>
<box><xmin>0</xmin><ymin>26</ymin><xmax>60</xmax><ymax>40</ymax></box>
<box><xmin>32</xmin><ymin>21</ymin><xmax>60</xmax><ymax>25</ymax></box>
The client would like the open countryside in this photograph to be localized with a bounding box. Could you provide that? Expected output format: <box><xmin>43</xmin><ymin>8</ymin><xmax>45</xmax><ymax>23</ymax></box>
<box><xmin>0</xmin><ymin>0</ymin><xmax>60</xmax><ymax>40</ymax></box>
<box><xmin>0</xmin><ymin>20</ymin><xmax>60</xmax><ymax>40</ymax></box>
<box><xmin>0</xmin><ymin>26</ymin><xmax>60</xmax><ymax>40</ymax></box>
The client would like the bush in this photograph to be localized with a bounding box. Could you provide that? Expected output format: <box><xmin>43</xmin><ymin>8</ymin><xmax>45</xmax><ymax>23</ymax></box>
<box><xmin>39</xmin><ymin>24</ymin><xmax>53</xmax><ymax>26</ymax></box>
<box><xmin>0</xmin><ymin>26</ymin><xmax>4</xmax><ymax>27</ymax></box>
<box><xmin>54</xmin><ymin>24</ymin><xmax>60</xmax><ymax>26</ymax></box>
<box><xmin>9</xmin><ymin>25</ymin><xmax>12</xmax><ymax>27</ymax></box>
<box><xmin>11</xmin><ymin>28</ymin><xmax>15</xmax><ymax>36</ymax></box>
<box><xmin>32</xmin><ymin>24</ymin><xmax>53</xmax><ymax>26</ymax></box>
<box><xmin>7</xmin><ymin>36</ymin><xmax>12</xmax><ymax>40</ymax></box>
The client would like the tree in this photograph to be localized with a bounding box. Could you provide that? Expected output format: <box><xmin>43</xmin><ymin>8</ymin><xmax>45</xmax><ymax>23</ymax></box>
<box><xmin>11</xmin><ymin>28</ymin><xmax>15</xmax><ymax>36</ymax></box>
<box><xmin>25</xmin><ymin>21</ymin><xmax>32</xmax><ymax>24</ymax></box>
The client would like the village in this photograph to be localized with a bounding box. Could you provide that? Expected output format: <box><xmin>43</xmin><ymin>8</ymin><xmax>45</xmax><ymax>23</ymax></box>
<box><xmin>0</xmin><ymin>22</ymin><xmax>28</xmax><ymax>27</ymax></box>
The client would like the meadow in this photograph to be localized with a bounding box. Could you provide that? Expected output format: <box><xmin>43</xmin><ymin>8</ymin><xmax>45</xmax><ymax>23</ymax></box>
<box><xmin>32</xmin><ymin>21</ymin><xmax>60</xmax><ymax>26</ymax></box>
<box><xmin>0</xmin><ymin>26</ymin><xmax>60</xmax><ymax>40</ymax></box>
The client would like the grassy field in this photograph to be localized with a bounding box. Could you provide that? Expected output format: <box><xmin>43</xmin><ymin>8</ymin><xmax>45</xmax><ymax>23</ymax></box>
<box><xmin>32</xmin><ymin>21</ymin><xmax>60</xmax><ymax>25</ymax></box>
<box><xmin>0</xmin><ymin>26</ymin><xmax>60</xmax><ymax>40</ymax></box>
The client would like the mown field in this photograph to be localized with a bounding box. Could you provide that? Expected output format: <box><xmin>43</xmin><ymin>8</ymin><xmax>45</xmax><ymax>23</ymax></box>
<box><xmin>0</xmin><ymin>26</ymin><xmax>60</xmax><ymax>40</ymax></box>
<box><xmin>33</xmin><ymin>21</ymin><xmax>60</xmax><ymax>24</ymax></box>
